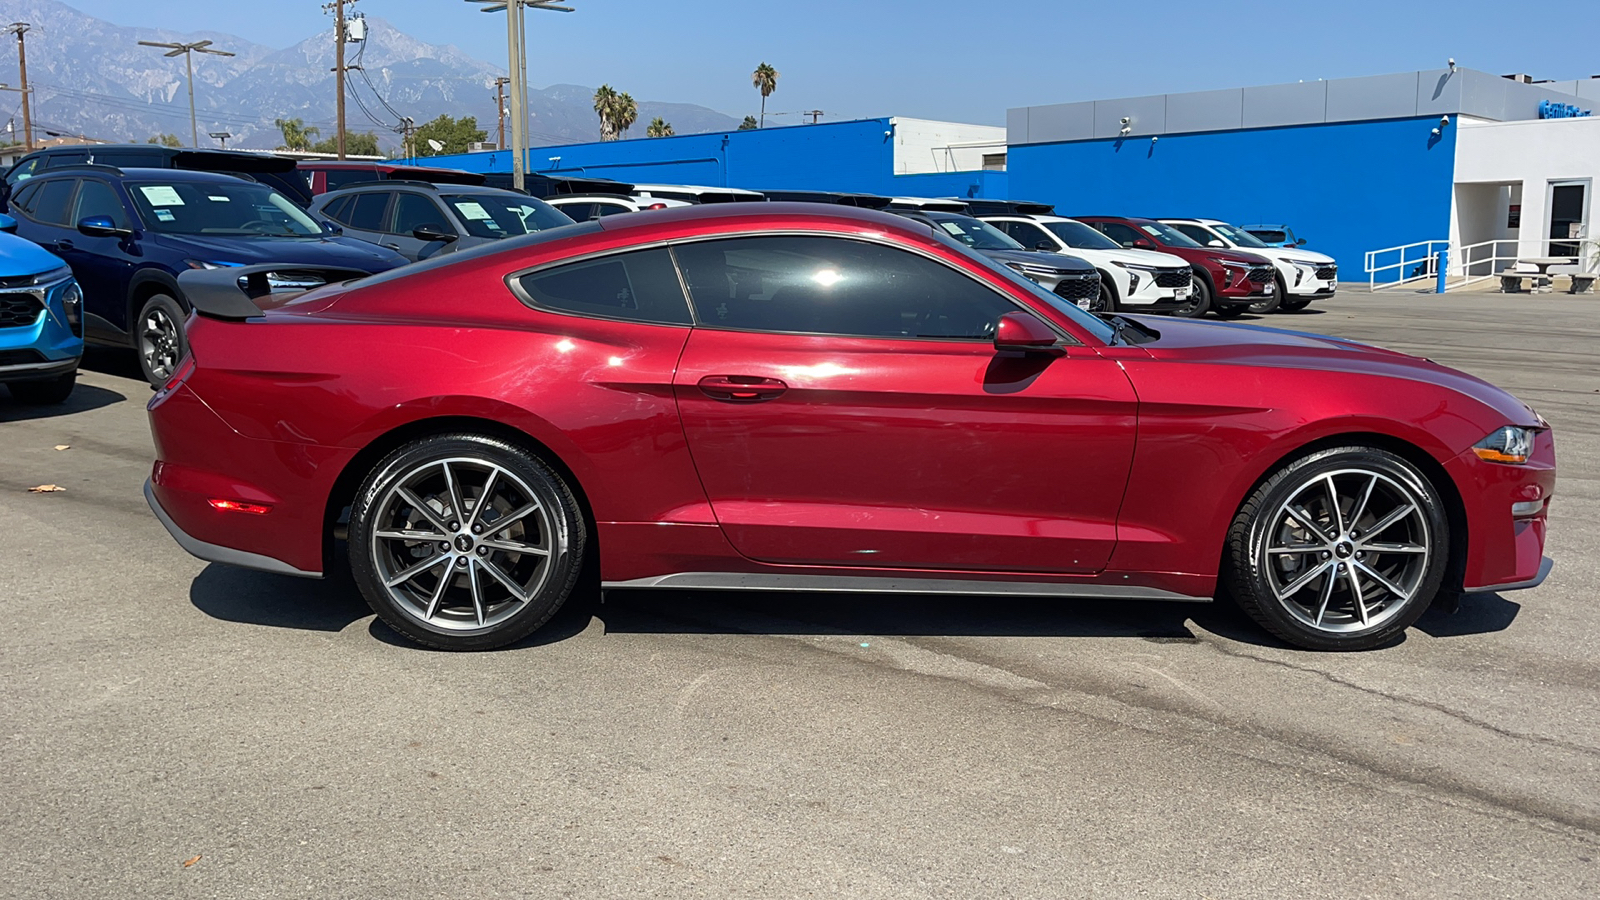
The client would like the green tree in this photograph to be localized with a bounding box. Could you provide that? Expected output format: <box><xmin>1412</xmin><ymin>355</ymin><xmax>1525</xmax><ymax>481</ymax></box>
<box><xmin>738</xmin><ymin>115</ymin><xmax>758</xmax><ymax>131</ymax></box>
<box><xmin>412</xmin><ymin>115</ymin><xmax>487</xmax><ymax>156</ymax></box>
<box><xmin>593</xmin><ymin>84</ymin><xmax>620</xmax><ymax>141</ymax></box>
<box><xmin>310</xmin><ymin>131</ymin><xmax>381</xmax><ymax>156</ymax></box>
<box><xmin>752</xmin><ymin>62</ymin><xmax>779</xmax><ymax>127</ymax></box>
<box><xmin>274</xmin><ymin>117</ymin><xmax>320</xmax><ymax>152</ymax></box>
<box><xmin>145</xmin><ymin>133</ymin><xmax>181</xmax><ymax>148</ymax></box>
<box><xmin>645</xmin><ymin>117</ymin><xmax>674</xmax><ymax>138</ymax></box>
<box><xmin>615</xmin><ymin>92</ymin><xmax>638</xmax><ymax>139</ymax></box>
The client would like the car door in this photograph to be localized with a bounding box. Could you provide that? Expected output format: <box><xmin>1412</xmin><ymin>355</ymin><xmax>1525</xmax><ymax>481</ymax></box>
<box><xmin>670</xmin><ymin>233</ymin><xmax>1138</xmax><ymax>574</ymax></box>
<box><xmin>1093</xmin><ymin>221</ymin><xmax>1148</xmax><ymax>249</ymax></box>
<box><xmin>59</xmin><ymin>177</ymin><xmax>139</xmax><ymax>335</ymax></box>
<box><xmin>334</xmin><ymin>189</ymin><xmax>394</xmax><ymax>251</ymax></box>
<box><xmin>385</xmin><ymin>191</ymin><xmax>456</xmax><ymax>261</ymax></box>
<box><xmin>999</xmin><ymin>220</ymin><xmax>1059</xmax><ymax>252</ymax></box>
<box><xmin>1171</xmin><ymin>223</ymin><xmax>1224</xmax><ymax>248</ymax></box>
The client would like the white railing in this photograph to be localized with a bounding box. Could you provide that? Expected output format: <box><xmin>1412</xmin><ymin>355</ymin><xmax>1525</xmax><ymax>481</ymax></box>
<box><xmin>1366</xmin><ymin>237</ymin><xmax>1600</xmax><ymax>292</ymax></box>
<box><xmin>1365</xmin><ymin>240</ymin><xmax>1450</xmax><ymax>292</ymax></box>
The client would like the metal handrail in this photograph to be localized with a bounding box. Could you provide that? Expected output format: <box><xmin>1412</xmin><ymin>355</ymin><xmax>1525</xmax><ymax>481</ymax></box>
<box><xmin>1366</xmin><ymin>237</ymin><xmax>1600</xmax><ymax>292</ymax></box>
<box><xmin>1365</xmin><ymin>239</ymin><xmax>1450</xmax><ymax>291</ymax></box>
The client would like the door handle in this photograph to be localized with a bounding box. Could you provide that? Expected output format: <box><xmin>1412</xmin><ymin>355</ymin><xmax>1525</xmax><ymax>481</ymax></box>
<box><xmin>54</xmin><ymin>239</ymin><xmax>74</xmax><ymax>252</ymax></box>
<box><xmin>381</xmin><ymin>242</ymin><xmax>401</xmax><ymax>250</ymax></box>
<box><xmin>697</xmin><ymin>374</ymin><xmax>787</xmax><ymax>402</ymax></box>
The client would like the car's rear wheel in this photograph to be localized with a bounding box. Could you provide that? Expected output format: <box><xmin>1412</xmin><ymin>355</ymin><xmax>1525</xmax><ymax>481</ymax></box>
<box><xmin>348</xmin><ymin>434</ymin><xmax>586</xmax><ymax>651</ymax></box>
<box><xmin>1224</xmin><ymin>446</ymin><xmax>1449</xmax><ymax>651</ymax></box>
<box><xmin>1247</xmin><ymin>276</ymin><xmax>1284</xmax><ymax>314</ymax></box>
<box><xmin>7</xmin><ymin>370</ymin><xmax>76</xmax><ymax>404</ymax></box>
<box><xmin>1280</xmin><ymin>297</ymin><xmax>1312</xmax><ymax>311</ymax></box>
<box><xmin>137</xmin><ymin>294</ymin><xmax>186</xmax><ymax>388</ymax></box>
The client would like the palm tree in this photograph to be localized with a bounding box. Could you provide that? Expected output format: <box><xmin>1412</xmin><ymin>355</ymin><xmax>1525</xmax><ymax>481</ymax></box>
<box><xmin>593</xmin><ymin>84</ymin><xmax>619</xmax><ymax>141</ymax></box>
<box><xmin>615</xmin><ymin>93</ymin><xmax>638</xmax><ymax>139</ymax></box>
<box><xmin>646</xmin><ymin>117</ymin><xmax>674</xmax><ymax>138</ymax></box>
<box><xmin>751</xmin><ymin>62</ymin><xmax>779</xmax><ymax>127</ymax></box>
<box><xmin>274</xmin><ymin>117</ymin><xmax>320</xmax><ymax>151</ymax></box>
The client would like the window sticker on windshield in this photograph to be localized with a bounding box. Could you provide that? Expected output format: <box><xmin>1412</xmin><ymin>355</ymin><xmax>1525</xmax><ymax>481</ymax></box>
<box><xmin>154</xmin><ymin>209</ymin><xmax>176</xmax><ymax>222</ymax></box>
<box><xmin>1140</xmin><ymin>225</ymin><xmax>1161</xmax><ymax>236</ymax></box>
<box><xmin>140</xmin><ymin>185</ymin><xmax>185</xmax><ymax>206</ymax></box>
<box><xmin>938</xmin><ymin>222</ymin><xmax>965</xmax><ymax>236</ymax></box>
<box><xmin>484</xmin><ymin>220</ymin><xmax>504</xmax><ymax>231</ymax></box>
<box><xmin>207</xmin><ymin>195</ymin><xmax>231</xmax><ymax>202</ymax></box>
<box><xmin>455</xmin><ymin>201</ymin><xmax>493</xmax><ymax>220</ymax></box>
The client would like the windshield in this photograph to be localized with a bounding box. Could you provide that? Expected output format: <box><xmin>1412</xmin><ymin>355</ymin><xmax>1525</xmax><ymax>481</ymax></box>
<box><xmin>443</xmin><ymin>193</ymin><xmax>575</xmax><ymax>239</ymax></box>
<box><xmin>1250</xmin><ymin>228</ymin><xmax>1289</xmax><ymax>244</ymax></box>
<box><xmin>1137</xmin><ymin>222</ymin><xmax>1203</xmax><ymax>248</ymax></box>
<box><xmin>928</xmin><ymin>214</ymin><xmax>1025</xmax><ymax>251</ymax></box>
<box><xmin>926</xmin><ymin>229</ymin><xmax>1118</xmax><ymax>345</ymax></box>
<box><xmin>1210</xmin><ymin>222</ymin><xmax>1270</xmax><ymax>249</ymax></box>
<box><xmin>1044</xmin><ymin>220</ymin><xmax>1120</xmax><ymax>250</ymax></box>
<box><xmin>128</xmin><ymin>180</ymin><xmax>321</xmax><ymax>236</ymax></box>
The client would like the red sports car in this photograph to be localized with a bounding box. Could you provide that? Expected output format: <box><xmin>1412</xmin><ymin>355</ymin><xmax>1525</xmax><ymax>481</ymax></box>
<box><xmin>145</xmin><ymin>204</ymin><xmax>1555</xmax><ymax>652</ymax></box>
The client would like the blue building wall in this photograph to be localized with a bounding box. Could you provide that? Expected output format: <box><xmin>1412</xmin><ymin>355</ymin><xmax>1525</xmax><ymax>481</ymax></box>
<box><xmin>1007</xmin><ymin>117</ymin><xmax>1458</xmax><ymax>281</ymax></box>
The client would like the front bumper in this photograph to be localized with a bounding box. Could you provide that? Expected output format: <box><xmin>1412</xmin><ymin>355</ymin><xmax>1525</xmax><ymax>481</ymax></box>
<box><xmin>0</xmin><ymin>276</ymin><xmax>83</xmax><ymax>382</ymax></box>
<box><xmin>1448</xmin><ymin>428</ymin><xmax>1556</xmax><ymax>593</ymax></box>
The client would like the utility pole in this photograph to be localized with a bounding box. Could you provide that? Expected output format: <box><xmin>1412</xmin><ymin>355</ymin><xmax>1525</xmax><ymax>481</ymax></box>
<box><xmin>467</xmin><ymin>1</ymin><xmax>574</xmax><ymax>192</ymax></box>
<box><xmin>138</xmin><ymin>39</ymin><xmax>235</xmax><ymax>147</ymax></box>
<box><xmin>324</xmin><ymin>0</ymin><xmax>357</xmax><ymax>159</ymax></box>
<box><xmin>494</xmin><ymin>76</ymin><xmax>509</xmax><ymax>149</ymax></box>
<box><xmin>5</xmin><ymin>24</ymin><xmax>32</xmax><ymax>151</ymax></box>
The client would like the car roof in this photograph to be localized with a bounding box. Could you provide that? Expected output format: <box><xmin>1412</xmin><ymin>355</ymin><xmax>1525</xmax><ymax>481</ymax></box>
<box><xmin>33</xmin><ymin>166</ymin><xmax>250</xmax><ymax>184</ymax></box>
<box><xmin>631</xmin><ymin>183</ymin><xmax>762</xmax><ymax>195</ymax></box>
<box><xmin>978</xmin><ymin>213</ymin><xmax>1081</xmax><ymax>224</ymax></box>
<box><xmin>591</xmin><ymin>200</ymin><xmax>934</xmax><ymax>240</ymax></box>
<box><xmin>1075</xmin><ymin>215</ymin><xmax>1158</xmax><ymax>225</ymax></box>
<box><xmin>1157</xmin><ymin>217</ymin><xmax>1225</xmax><ymax>226</ymax></box>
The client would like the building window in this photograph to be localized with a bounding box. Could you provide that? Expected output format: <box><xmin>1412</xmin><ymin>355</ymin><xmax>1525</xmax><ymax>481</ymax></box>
<box><xmin>982</xmin><ymin>152</ymin><xmax>1007</xmax><ymax>171</ymax></box>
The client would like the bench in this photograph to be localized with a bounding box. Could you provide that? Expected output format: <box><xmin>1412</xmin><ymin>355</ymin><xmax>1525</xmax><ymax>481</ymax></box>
<box><xmin>1499</xmin><ymin>271</ymin><xmax>1549</xmax><ymax>293</ymax></box>
<box><xmin>1547</xmin><ymin>265</ymin><xmax>1597</xmax><ymax>294</ymax></box>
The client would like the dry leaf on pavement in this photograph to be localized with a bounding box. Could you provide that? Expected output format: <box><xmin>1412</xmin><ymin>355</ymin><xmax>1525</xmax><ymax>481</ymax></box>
<box><xmin>53</xmin><ymin>444</ymin><xmax>70</xmax><ymax>451</ymax></box>
<box><xmin>181</xmin><ymin>855</ymin><xmax>202</xmax><ymax>868</ymax></box>
<box><xmin>28</xmin><ymin>484</ymin><xmax>66</xmax><ymax>493</ymax></box>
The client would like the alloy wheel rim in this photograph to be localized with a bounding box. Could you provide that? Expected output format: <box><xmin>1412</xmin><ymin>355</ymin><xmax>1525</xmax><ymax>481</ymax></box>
<box><xmin>370</xmin><ymin>458</ymin><xmax>562</xmax><ymax>632</ymax></box>
<box><xmin>1260</xmin><ymin>467</ymin><xmax>1431</xmax><ymax>634</ymax></box>
<box><xmin>141</xmin><ymin>308</ymin><xmax>179</xmax><ymax>381</ymax></box>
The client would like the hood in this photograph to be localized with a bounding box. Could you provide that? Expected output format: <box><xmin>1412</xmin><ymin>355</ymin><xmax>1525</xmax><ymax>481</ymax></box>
<box><xmin>1125</xmin><ymin>315</ymin><xmax>1541</xmax><ymax>428</ymax></box>
<box><xmin>1260</xmin><ymin>247</ymin><xmax>1335</xmax><ymax>265</ymax></box>
<box><xmin>981</xmin><ymin>247</ymin><xmax>1096</xmax><ymax>274</ymax></box>
<box><xmin>150</xmin><ymin>233</ymin><xmax>407</xmax><ymax>272</ymax></box>
<box><xmin>1103</xmin><ymin>247</ymin><xmax>1189</xmax><ymax>268</ymax></box>
<box><xmin>0</xmin><ymin>231</ymin><xmax>67</xmax><ymax>277</ymax></box>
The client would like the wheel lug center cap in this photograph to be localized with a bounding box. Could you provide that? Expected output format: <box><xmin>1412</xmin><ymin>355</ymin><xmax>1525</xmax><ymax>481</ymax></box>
<box><xmin>454</xmin><ymin>535</ymin><xmax>474</xmax><ymax>553</ymax></box>
<box><xmin>1334</xmin><ymin>542</ymin><xmax>1354</xmax><ymax>559</ymax></box>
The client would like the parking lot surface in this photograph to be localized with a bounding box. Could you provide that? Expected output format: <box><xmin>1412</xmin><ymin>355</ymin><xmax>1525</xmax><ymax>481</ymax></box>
<box><xmin>2</xmin><ymin>291</ymin><xmax>1596</xmax><ymax>899</ymax></box>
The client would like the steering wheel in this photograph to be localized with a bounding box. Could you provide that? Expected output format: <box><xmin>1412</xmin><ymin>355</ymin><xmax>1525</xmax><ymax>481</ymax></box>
<box><xmin>238</xmin><ymin>219</ymin><xmax>279</xmax><ymax>234</ymax></box>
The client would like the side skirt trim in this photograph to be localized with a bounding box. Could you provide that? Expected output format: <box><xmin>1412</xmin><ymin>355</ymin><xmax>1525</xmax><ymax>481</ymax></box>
<box><xmin>602</xmin><ymin>571</ymin><xmax>1211</xmax><ymax>602</ymax></box>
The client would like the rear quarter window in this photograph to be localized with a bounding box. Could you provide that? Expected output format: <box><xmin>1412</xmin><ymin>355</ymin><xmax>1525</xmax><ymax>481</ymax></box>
<box><xmin>512</xmin><ymin>247</ymin><xmax>692</xmax><ymax>326</ymax></box>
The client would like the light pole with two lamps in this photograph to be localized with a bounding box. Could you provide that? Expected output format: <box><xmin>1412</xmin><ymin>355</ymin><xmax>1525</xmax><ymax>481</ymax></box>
<box><xmin>137</xmin><ymin>39</ymin><xmax>236</xmax><ymax>148</ymax></box>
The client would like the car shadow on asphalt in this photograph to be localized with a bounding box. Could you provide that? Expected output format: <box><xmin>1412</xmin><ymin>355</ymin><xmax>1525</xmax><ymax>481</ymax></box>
<box><xmin>0</xmin><ymin>382</ymin><xmax>125</xmax><ymax>422</ymax></box>
<box><xmin>79</xmin><ymin>347</ymin><xmax>147</xmax><ymax>382</ymax></box>
<box><xmin>187</xmin><ymin>565</ymin><xmax>1523</xmax><ymax>652</ymax></box>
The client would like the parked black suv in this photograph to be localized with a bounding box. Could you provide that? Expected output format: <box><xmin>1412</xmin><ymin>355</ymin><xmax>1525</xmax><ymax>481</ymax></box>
<box><xmin>2</xmin><ymin>145</ymin><xmax>312</xmax><ymax>209</ymax></box>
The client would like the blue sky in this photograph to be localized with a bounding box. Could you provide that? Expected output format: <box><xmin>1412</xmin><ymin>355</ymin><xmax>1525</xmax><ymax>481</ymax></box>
<box><xmin>56</xmin><ymin>0</ymin><xmax>1600</xmax><ymax>125</ymax></box>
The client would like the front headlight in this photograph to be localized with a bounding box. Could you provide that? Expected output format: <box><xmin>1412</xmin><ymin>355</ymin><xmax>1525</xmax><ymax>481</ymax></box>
<box><xmin>1473</xmin><ymin>426</ymin><xmax>1536</xmax><ymax>464</ymax></box>
<box><xmin>29</xmin><ymin>266</ymin><xmax>73</xmax><ymax>286</ymax></box>
<box><xmin>1112</xmin><ymin>261</ymin><xmax>1157</xmax><ymax>272</ymax></box>
<box><xmin>1213</xmin><ymin>258</ymin><xmax>1251</xmax><ymax>269</ymax></box>
<box><xmin>61</xmin><ymin>281</ymin><xmax>82</xmax><ymax>333</ymax></box>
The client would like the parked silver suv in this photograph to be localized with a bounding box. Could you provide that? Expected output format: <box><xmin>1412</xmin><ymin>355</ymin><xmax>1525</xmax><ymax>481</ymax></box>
<box><xmin>309</xmin><ymin>181</ymin><xmax>574</xmax><ymax>262</ymax></box>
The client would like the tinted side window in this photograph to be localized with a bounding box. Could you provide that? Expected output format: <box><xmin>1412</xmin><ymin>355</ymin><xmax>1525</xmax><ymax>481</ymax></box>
<box><xmin>515</xmin><ymin>247</ymin><xmax>691</xmax><ymax>326</ymax></box>
<box><xmin>673</xmin><ymin>235</ymin><xmax>1017</xmax><ymax>340</ymax></box>
<box><xmin>1005</xmin><ymin>221</ymin><xmax>1053</xmax><ymax>248</ymax></box>
<box><xmin>345</xmin><ymin>192</ymin><xmax>391</xmax><ymax>232</ymax></box>
<box><xmin>6</xmin><ymin>157</ymin><xmax>40</xmax><ymax>186</ymax></box>
<box><xmin>71</xmin><ymin>179</ymin><xmax>130</xmax><ymax>229</ymax></box>
<box><xmin>594</xmin><ymin>202</ymin><xmax>632</xmax><ymax>217</ymax></box>
<box><xmin>96</xmin><ymin>148</ymin><xmax>167</xmax><ymax>168</ymax></box>
<box><xmin>324</xmin><ymin>170</ymin><xmax>376</xmax><ymax>192</ymax></box>
<box><xmin>1171</xmin><ymin>224</ymin><xmax>1213</xmax><ymax>245</ymax></box>
<box><xmin>45</xmin><ymin>152</ymin><xmax>90</xmax><ymax>168</ymax></box>
<box><xmin>10</xmin><ymin>180</ymin><xmax>42</xmax><ymax>214</ymax></box>
<box><xmin>321</xmin><ymin>194</ymin><xmax>353</xmax><ymax>224</ymax></box>
<box><xmin>32</xmin><ymin>179</ymin><xmax>78</xmax><ymax>226</ymax></box>
<box><xmin>1096</xmin><ymin>222</ymin><xmax>1142</xmax><ymax>247</ymax></box>
<box><xmin>557</xmin><ymin>202</ymin><xmax>596</xmax><ymax>221</ymax></box>
<box><xmin>392</xmin><ymin>193</ymin><xmax>450</xmax><ymax>234</ymax></box>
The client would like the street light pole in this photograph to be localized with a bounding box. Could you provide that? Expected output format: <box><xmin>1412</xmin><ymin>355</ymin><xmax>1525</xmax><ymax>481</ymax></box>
<box><xmin>465</xmin><ymin>0</ymin><xmax>574</xmax><ymax>192</ymax></box>
<box><xmin>138</xmin><ymin>40</ymin><xmax>236</xmax><ymax>148</ymax></box>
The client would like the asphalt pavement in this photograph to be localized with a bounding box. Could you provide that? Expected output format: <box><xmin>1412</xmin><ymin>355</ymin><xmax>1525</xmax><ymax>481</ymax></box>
<box><xmin>1</xmin><ymin>291</ymin><xmax>1596</xmax><ymax>899</ymax></box>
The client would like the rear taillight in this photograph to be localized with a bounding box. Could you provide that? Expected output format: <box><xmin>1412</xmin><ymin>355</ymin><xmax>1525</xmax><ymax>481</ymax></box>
<box><xmin>208</xmin><ymin>499</ymin><xmax>272</xmax><ymax>515</ymax></box>
<box><xmin>165</xmin><ymin>352</ymin><xmax>196</xmax><ymax>390</ymax></box>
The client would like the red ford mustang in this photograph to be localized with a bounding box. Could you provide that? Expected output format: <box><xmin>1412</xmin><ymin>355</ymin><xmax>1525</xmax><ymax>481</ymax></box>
<box><xmin>145</xmin><ymin>204</ymin><xmax>1555</xmax><ymax>652</ymax></box>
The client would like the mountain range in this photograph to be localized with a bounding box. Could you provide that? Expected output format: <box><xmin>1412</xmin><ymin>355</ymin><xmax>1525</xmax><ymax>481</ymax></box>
<box><xmin>0</xmin><ymin>0</ymin><xmax>742</xmax><ymax>152</ymax></box>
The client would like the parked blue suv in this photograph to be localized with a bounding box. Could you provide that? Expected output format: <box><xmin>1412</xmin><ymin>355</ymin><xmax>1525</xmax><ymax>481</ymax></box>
<box><xmin>0</xmin><ymin>214</ymin><xmax>83</xmax><ymax>404</ymax></box>
<box><xmin>6</xmin><ymin>166</ymin><xmax>407</xmax><ymax>386</ymax></box>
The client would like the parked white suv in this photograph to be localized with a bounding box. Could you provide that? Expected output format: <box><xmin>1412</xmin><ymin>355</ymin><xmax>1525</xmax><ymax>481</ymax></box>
<box><xmin>981</xmin><ymin>214</ymin><xmax>1200</xmax><ymax>315</ymax></box>
<box><xmin>1159</xmin><ymin>218</ymin><xmax>1337</xmax><ymax>311</ymax></box>
<box><xmin>629</xmin><ymin>184</ymin><xmax>766</xmax><ymax>204</ymax></box>
<box><xmin>546</xmin><ymin>194</ymin><xmax>691</xmax><ymax>220</ymax></box>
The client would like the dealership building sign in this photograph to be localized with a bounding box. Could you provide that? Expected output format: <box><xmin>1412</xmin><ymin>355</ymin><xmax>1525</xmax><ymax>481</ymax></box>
<box><xmin>1539</xmin><ymin>100</ymin><xmax>1592</xmax><ymax>119</ymax></box>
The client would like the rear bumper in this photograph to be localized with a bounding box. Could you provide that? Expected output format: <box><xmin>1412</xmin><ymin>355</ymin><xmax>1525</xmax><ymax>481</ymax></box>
<box><xmin>145</xmin><ymin>479</ymin><xmax>321</xmax><ymax>578</ymax></box>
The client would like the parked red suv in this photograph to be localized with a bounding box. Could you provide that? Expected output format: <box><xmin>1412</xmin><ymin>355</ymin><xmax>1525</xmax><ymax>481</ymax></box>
<box><xmin>1073</xmin><ymin>216</ymin><xmax>1278</xmax><ymax>317</ymax></box>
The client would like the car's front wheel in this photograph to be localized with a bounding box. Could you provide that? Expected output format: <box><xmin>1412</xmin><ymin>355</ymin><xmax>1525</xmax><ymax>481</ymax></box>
<box><xmin>137</xmin><ymin>293</ymin><xmax>187</xmax><ymax>388</ymax></box>
<box><xmin>1171</xmin><ymin>275</ymin><xmax>1210</xmax><ymax>318</ymax></box>
<box><xmin>7</xmin><ymin>370</ymin><xmax>76</xmax><ymax>404</ymax></box>
<box><xmin>348</xmin><ymin>434</ymin><xmax>586</xmax><ymax>650</ymax></box>
<box><xmin>1247</xmin><ymin>276</ymin><xmax>1284</xmax><ymax>314</ymax></box>
<box><xmin>1224</xmin><ymin>446</ymin><xmax>1449</xmax><ymax>651</ymax></box>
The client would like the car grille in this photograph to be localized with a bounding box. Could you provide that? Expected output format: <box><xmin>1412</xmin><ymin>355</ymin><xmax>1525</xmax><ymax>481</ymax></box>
<box><xmin>1154</xmin><ymin>267</ymin><xmax>1190</xmax><ymax>288</ymax></box>
<box><xmin>0</xmin><ymin>292</ymin><xmax>43</xmax><ymax>328</ymax></box>
<box><xmin>1052</xmin><ymin>273</ymin><xmax>1100</xmax><ymax>303</ymax></box>
<box><xmin>0</xmin><ymin>349</ymin><xmax>46</xmax><ymax>366</ymax></box>
<box><xmin>0</xmin><ymin>274</ymin><xmax>39</xmax><ymax>290</ymax></box>
<box><xmin>1315</xmin><ymin>264</ymin><xmax>1338</xmax><ymax>280</ymax></box>
<box><xmin>1247</xmin><ymin>266</ymin><xmax>1275</xmax><ymax>284</ymax></box>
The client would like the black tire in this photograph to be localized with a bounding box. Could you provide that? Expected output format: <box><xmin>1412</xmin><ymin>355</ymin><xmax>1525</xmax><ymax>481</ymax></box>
<box><xmin>1093</xmin><ymin>276</ymin><xmax>1119</xmax><ymax>314</ymax></box>
<box><xmin>348</xmin><ymin>433</ymin><xmax>587</xmax><ymax>651</ymax></box>
<box><xmin>136</xmin><ymin>293</ymin><xmax>187</xmax><ymax>388</ymax></box>
<box><xmin>1171</xmin><ymin>273</ymin><xmax>1210</xmax><ymax>318</ymax></box>
<box><xmin>1280</xmin><ymin>297</ymin><xmax>1312</xmax><ymax>312</ymax></box>
<box><xmin>1247</xmin><ymin>276</ymin><xmax>1284</xmax><ymax>314</ymax></box>
<box><xmin>1212</xmin><ymin>304</ymin><xmax>1247</xmax><ymax>319</ymax></box>
<box><xmin>7</xmin><ymin>370</ymin><xmax>76</xmax><ymax>404</ymax></box>
<box><xmin>1223</xmin><ymin>446</ymin><xmax>1449</xmax><ymax>651</ymax></box>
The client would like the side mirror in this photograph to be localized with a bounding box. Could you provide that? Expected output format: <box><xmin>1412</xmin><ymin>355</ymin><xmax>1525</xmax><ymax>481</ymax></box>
<box><xmin>77</xmin><ymin>215</ymin><xmax>132</xmax><ymax>238</ymax></box>
<box><xmin>1207</xmin><ymin>238</ymin><xmax>1226</xmax><ymax>248</ymax></box>
<box><xmin>1034</xmin><ymin>239</ymin><xmax>1056</xmax><ymax>251</ymax></box>
<box><xmin>994</xmin><ymin>311</ymin><xmax>1062</xmax><ymax>353</ymax></box>
<box><xmin>0</xmin><ymin>212</ymin><xmax>15</xmax><ymax>234</ymax></box>
<box><xmin>1296</xmin><ymin>238</ymin><xmax>1308</xmax><ymax>246</ymax></box>
<box><xmin>1132</xmin><ymin>238</ymin><xmax>1155</xmax><ymax>249</ymax></box>
<box><xmin>412</xmin><ymin>224</ymin><xmax>458</xmax><ymax>243</ymax></box>
<box><xmin>321</xmin><ymin>220</ymin><xmax>343</xmax><ymax>236</ymax></box>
